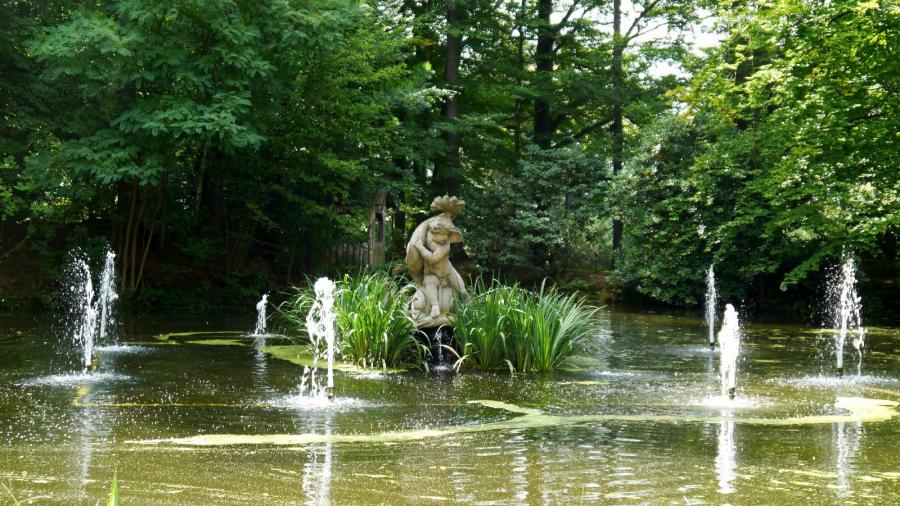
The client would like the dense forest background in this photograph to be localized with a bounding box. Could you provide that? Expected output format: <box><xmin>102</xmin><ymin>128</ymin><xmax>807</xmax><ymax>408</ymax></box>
<box><xmin>1</xmin><ymin>0</ymin><xmax>897</xmax><ymax>322</ymax></box>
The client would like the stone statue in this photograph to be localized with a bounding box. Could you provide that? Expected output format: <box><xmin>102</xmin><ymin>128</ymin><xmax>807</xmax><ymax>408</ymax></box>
<box><xmin>406</xmin><ymin>195</ymin><xmax>467</xmax><ymax>328</ymax></box>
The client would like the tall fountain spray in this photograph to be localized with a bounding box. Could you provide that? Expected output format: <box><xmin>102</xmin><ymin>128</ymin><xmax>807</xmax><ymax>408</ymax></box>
<box><xmin>97</xmin><ymin>250</ymin><xmax>118</xmax><ymax>342</ymax></box>
<box><xmin>705</xmin><ymin>265</ymin><xmax>718</xmax><ymax>349</ymax></box>
<box><xmin>718</xmin><ymin>304</ymin><xmax>741</xmax><ymax>400</ymax></box>
<box><xmin>302</xmin><ymin>278</ymin><xmax>337</xmax><ymax>399</ymax></box>
<box><xmin>828</xmin><ymin>258</ymin><xmax>865</xmax><ymax>377</ymax></box>
<box><xmin>253</xmin><ymin>294</ymin><xmax>268</xmax><ymax>336</ymax></box>
<box><xmin>72</xmin><ymin>257</ymin><xmax>98</xmax><ymax>371</ymax></box>
<box><xmin>67</xmin><ymin>248</ymin><xmax>120</xmax><ymax>371</ymax></box>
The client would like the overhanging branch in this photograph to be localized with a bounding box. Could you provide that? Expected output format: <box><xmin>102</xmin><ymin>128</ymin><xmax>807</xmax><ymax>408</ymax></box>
<box><xmin>552</xmin><ymin>114</ymin><xmax>614</xmax><ymax>148</ymax></box>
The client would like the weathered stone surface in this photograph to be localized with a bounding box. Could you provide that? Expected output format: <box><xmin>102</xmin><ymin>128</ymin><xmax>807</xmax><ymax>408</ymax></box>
<box><xmin>406</xmin><ymin>195</ymin><xmax>467</xmax><ymax>328</ymax></box>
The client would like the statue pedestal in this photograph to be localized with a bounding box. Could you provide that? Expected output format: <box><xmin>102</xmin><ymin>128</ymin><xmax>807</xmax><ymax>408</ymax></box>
<box><xmin>415</xmin><ymin>326</ymin><xmax>455</xmax><ymax>366</ymax></box>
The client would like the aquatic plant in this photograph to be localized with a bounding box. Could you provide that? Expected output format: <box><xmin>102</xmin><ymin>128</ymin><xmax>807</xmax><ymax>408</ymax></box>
<box><xmin>281</xmin><ymin>272</ymin><xmax>425</xmax><ymax>369</ymax></box>
<box><xmin>453</xmin><ymin>280</ymin><xmax>601</xmax><ymax>372</ymax></box>
<box><xmin>450</xmin><ymin>280</ymin><xmax>524</xmax><ymax>371</ymax></box>
<box><xmin>107</xmin><ymin>472</ymin><xmax>119</xmax><ymax>506</ymax></box>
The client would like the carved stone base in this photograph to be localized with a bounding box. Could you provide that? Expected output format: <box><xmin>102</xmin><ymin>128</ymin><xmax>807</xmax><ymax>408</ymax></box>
<box><xmin>408</xmin><ymin>285</ymin><xmax>454</xmax><ymax>328</ymax></box>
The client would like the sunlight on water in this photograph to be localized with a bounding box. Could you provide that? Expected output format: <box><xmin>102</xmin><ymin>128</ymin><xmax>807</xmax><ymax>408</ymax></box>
<box><xmin>715</xmin><ymin>414</ymin><xmax>736</xmax><ymax>494</ymax></box>
<box><xmin>95</xmin><ymin>345</ymin><xmax>150</xmax><ymax>354</ymax></box>
<box><xmin>1</xmin><ymin>309</ymin><xmax>898</xmax><ymax>504</ymax></box>
<box><xmin>785</xmin><ymin>375</ymin><xmax>900</xmax><ymax>388</ymax></box>
<box><xmin>269</xmin><ymin>394</ymin><xmax>371</xmax><ymax>411</ymax></box>
<box><xmin>23</xmin><ymin>372</ymin><xmax>127</xmax><ymax>387</ymax></box>
<box><xmin>697</xmin><ymin>395</ymin><xmax>762</xmax><ymax>409</ymax></box>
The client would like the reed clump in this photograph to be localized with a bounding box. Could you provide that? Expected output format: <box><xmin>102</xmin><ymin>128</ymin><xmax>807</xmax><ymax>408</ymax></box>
<box><xmin>452</xmin><ymin>280</ymin><xmax>601</xmax><ymax>372</ymax></box>
<box><xmin>280</xmin><ymin>272</ymin><xmax>424</xmax><ymax>368</ymax></box>
<box><xmin>282</xmin><ymin>274</ymin><xmax>599</xmax><ymax>372</ymax></box>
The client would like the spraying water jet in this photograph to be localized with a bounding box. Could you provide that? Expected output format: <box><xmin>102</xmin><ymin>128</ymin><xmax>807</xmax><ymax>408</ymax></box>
<box><xmin>97</xmin><ymin>250</ymin><xmax>118</xmax><ymax>342</ymax></box>
<box><xmin>302</xmin><ymin>278</ymin><xmax>337</xmax><ymax>401</ymax></box>
<box><xmin>253</xmin><ymin>294</ymin><xmax>268</xmax><ymax>336</ymax></box>
<box><xmin>67</xmin><ymin>248</ymin><xmax>120</xmax><ymax>373</ymax></box>
<box><xmin>70</xmin><ymin>255</ymin><xmax>98</xmax><ymax>371</ymax></box>
<box><xmin>718</xmin><ymin>304</ymin><xmax>741</xmax><ymax>401</ymax></box>
<box><xmin>705</xmin><ymin>265</ymin><xmax>717</xmax><ymax>350</ymax></box>
<box><xmin>827</xmin><ymin>258</ymin><xmax>865</xmax><ymax>378</ymax></box>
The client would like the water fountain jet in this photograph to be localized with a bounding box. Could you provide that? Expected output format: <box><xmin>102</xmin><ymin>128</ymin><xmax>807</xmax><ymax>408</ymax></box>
<box><xmin>705</xmin><ymin>265</ymin><xmax>717</xmax><ymax>350</ymax></box>
<box><xmin>718</xmin><ymin>304</ymin><xmax>741</xmax><ymax>400</ymax></box>
<box><xmin>302</xmin><ymin>277</ymin><xmax>337</xmax><ymax>400</ymax></box>
<box><xmin>253</xmin><ymin>293</ymin><xmax>268</xmax><ymax>336</ymax></box>
<box><xmin>66</xmin><ymin>248</ymin><xmax>120</xmax><ymax>373</ymax></box>
<box><xmin>71</xmin><ymin>257</ymin><xmax>98</xmax><ymax>371</ymax></box>
<box><xmin>97</xmin><ymin>250</ymin><xmax>118</xmax><ymax>342</ymax></box>
<box><xmin>828</xmin><ymin>258</ymin><xmax>865</xmax><ymax>378</ymax></box>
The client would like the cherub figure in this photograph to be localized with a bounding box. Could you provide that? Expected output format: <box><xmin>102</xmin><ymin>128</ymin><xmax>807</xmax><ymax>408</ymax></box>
<box><xmin>406</xmin><ymin>196</ymin><xmax>466</xmax><ymax>328</ymax></box>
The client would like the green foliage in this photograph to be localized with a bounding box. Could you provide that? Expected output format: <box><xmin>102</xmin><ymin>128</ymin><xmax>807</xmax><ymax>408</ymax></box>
<box><xmin>610</xmin><ymin>114</ymin><xmax>714</xmax><ymax>304</ymax></box>
<box><xmin>3</xmin><ymin>0</ymin><xmax>895</xmax><ymax>321</ymax></box>
<box><xmin>107</xmin><ymin>472</ymin><xmax>119</xmax><ymax>506</ymax></box>
<box><xmin>452</xmin><ymin>280</ymin><xmax>601</xmax><ymax>372</ymax></box>
<box><xmin>280</xmin><ymin>272</ymin><xmax>424</xmax><ymax>369</ymax></box>
<box><xmin>464</xmin><ymin>145</ymin><xmax>609</xmax><ymax>273</ymax></box>
<box><xmin>451</xmin><ymin>279</ymin><xmax>527</xmax><ymax>371</ymax></box>
<box><xmin>333</xmin><ymin>272</ymin><xmax>423</xmax><ymax>369</ymax></box>
<box><xmin>612</xmin><ymin>0</ymin><xmax>900</xmax><ymax>307</ymax></box>
<box><xmin>2</xmin><ymin>0</ymin><xmax>441</xmax><ymax>303</ymax></box>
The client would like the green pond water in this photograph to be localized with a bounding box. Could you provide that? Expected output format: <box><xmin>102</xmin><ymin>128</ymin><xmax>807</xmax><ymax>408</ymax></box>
<box><xmin>1</xmin><ymin>309</ymin><xmax>898</xmax><ymax>505</ymax></box>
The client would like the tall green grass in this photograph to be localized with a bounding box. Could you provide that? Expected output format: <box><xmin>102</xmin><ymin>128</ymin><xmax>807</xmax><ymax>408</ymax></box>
<box><xmin>452</xmin><ymin>280</ymin><xmax>600</xmax><ymax>372</ymax></box>
<box><xmin>280</xmin><ymin>272</ymin><xmax>425</xmax><ymax>369</ymax></box>
<box><xmin>281</xmin><ymin>273</ymin><xmax>599</xmax><ymax>372</ymax></box>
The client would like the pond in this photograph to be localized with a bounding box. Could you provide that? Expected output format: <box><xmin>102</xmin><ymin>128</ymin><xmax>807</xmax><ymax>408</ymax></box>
<box><xmin>1</xmin><ymin>308</ymin><xmax>898</xmax><ymax>504</ymax></box>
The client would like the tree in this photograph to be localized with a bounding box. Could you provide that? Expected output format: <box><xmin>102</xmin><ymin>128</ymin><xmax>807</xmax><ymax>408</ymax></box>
<box><xmin>22</xmin><ymin>0</ymin><xmax>440</xmax><ymax>300</ymax></box>
<box><xmin>613</xmin><ymin>0</ymin><xmax>899</xmax><ymax>310</ymax></box>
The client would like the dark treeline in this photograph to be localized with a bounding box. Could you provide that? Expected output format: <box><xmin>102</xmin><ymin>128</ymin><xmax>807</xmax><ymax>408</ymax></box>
<box><xmin>1</xmin><ymin>0</ymin><xmax>897</xmax><ymax>320</ymax></box>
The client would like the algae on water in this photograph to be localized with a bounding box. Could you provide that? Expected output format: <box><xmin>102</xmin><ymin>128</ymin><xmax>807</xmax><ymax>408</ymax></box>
<box><xmin>128</xmin><ymin>396</ymin><xmax>898</xmax><ymax>447</ymax></box>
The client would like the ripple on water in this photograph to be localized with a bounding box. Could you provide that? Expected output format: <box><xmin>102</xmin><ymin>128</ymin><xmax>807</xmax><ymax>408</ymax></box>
<box><xmin>352</xmin><ymin>372</ymin><xmax>389</xmax><ymax>380</ymax></box>
<box><xmin>591</xmin><ymin>370</ymin><xmax>651</xmax><ymax>379</ymax></box>
<box><xmin>671</xmin><ymin>345</ymin><xmax>719</xmax><ymax>356</ymax></box>
<box><xmin>96</xmin><ymin>344</ymin><xmax>152</xmax><ymax>354</ymax></box>
<box><xmin>695</xmin><ymin>395</ymin><xmax>762</xmax><ymax>409</ymax></box>
<box><xmin>250</xmin><ymin>332</ymin><xmax>286</xmax><ymax>338</ymax></box>
<box><xmin>23</xmin><ymin>372</ymin><xmax>127</xmax><ymax>387</ymax></box>
<box><xmin>269</xmin><ymin>394</ymin><xmax>371</xmax><ymax>411</ymax></box>
<box><xmin>787</xmin><ymin>374</ymin><xmax>900</xmax><ymax>388</ymax></box>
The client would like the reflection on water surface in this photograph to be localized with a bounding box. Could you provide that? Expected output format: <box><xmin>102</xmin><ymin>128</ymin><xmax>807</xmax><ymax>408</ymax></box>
<box><xmin>0</xmin><ymin>310</ymin><xmax>898</xmax><ymax>504</ymax></box>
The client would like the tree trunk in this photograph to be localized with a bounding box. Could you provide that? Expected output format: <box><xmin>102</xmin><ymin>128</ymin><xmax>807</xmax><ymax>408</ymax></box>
<box><xmin>441</xmin><ymin>0</ymin><xmax>462</xmax><ymax>195</ymax></box>
<box><xmin>160</xmin><ymin>169</ymin><xmax>167</xmax><ymax>250</ymax></box>
<box><xmin>513</xmin><ymin>0</ymin><xmax>526</xmax><ymax>163</ymax></box>
<box><xmin>194</xmin><ymin>137</ymin><xmax>211</xmax><ymax>216</ymax></box>
<box><xmin>611</xmin><ymin>0</ymin><xmax>624</xmax><ymax>251</ymax></box>
<box><xmin>286</xmin><ymin>230</ymin><xmax>298</xmax><ymax>285</ymax></box>
<box><xmin>393</xmin><ymin>207</ymin><xmax>406</xmax><ymax>253</ymax></box>
<box><xmin>120</xmin><ymin>185</ymin><xmax>137</xmax><ymax>292</ymax></box>
<box><xmin>533</xmin><ymin>0</ymin><xmax>554</xmax><ymax>149</ymax></box>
